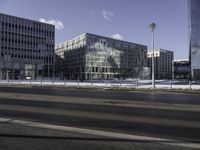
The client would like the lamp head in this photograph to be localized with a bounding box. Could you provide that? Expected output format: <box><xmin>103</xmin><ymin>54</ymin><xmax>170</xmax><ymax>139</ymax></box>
<box><xmin>149</xmin><ymin>22</ymin><xmax>156</xmax><ymax>32</ymax></box>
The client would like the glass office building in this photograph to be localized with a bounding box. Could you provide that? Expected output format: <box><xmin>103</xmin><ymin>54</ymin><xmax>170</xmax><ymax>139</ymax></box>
<box><xmin>147</xmin><ymin>49</ymin><xmax>174</xmax><ymax>80</ymax></box>
<box><xmin>55</xmin><ymin>33</ymin><xmax>148</xmax><ymax>80</ymax></box>
<box><xmin>173</xmin><ymin>59</ymin><xmax>190</xmax><ymax>80</ymax></box>
<box><xmin>188</xmin><ymin>0</ymin><xmax>200</xmax><ymax>80</ymax></box>
<box><xmin>0</xmin><ymin>13</ymin><xmax>55</xmax><ymax>80</ymax></box>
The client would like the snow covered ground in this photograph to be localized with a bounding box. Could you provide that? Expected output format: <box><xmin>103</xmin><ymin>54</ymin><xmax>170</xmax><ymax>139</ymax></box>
<box><xmin>0</xmin><ymin>80</ymin><xmax>200</xmax><ymax>90</ymax></box>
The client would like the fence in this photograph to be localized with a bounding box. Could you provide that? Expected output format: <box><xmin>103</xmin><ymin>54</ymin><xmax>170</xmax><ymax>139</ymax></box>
<box><xmin>0</xmin><ymin>79</ymin><xmax>200</xmax><ymax>90</ymax></box>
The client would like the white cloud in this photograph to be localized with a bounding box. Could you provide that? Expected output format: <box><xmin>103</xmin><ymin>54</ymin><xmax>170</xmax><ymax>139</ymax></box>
<box><xmin>102</xmin><ymin>10</ymin><xmax>114</xmax><ymax>21</ymax></box>
<box><xmin>39</xmin><ymin>18</ymin><xmax>64</xmax><ymax>30</ymax></box>
<box><xmin>112</xmin><ymin>34</ymin><xmax>124</xmax><ymax>40</ymax></box>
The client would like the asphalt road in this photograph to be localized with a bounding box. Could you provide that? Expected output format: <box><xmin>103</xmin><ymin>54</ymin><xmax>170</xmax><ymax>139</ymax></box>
<box><xmin>0</xmin><ymin>86</ymin><xmax>200</xmax><ymax>149</ymax></box>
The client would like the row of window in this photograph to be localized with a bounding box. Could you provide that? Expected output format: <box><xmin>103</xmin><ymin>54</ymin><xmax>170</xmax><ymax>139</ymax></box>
<box><xmin>1</xmin><ymin>53</ymin><xmax>54</xmax><ymax>60</ymax></box>
<box><xmin>1</xmin><ymin>38</ymin><xmax>53</xmax><ymax>47</ymax></box>
<box><xmin>86</xmin><ymin>67</ymin><xmax>132</xmax><ymax>74</ymax></box>
<box><xmin>56</xmin><ymin>48</ymin><xmax>146</xmax><ymax>59</ymax></box>
<box><xmin>57</xmin><ymin>35</ymin><xmax>86</xmax><ymax>49</ymax></box>
<box><xmin>88</xmin><ymin>37</ymin><xmax>146</xmax><ymax>50</ymax></box>
<box><xmin>1</xmin><ymin>22</ymin><xmax>54</xmax><ymax>37</ymax></box>
<box><xmin>57</xmin><ymin>66</ymin><xmax>133</xmax><ymax>74</ymax></box>
<box><xmin>1</xmin><ymin>31</ymin><xmax>53</xmax><ymax>41</ymax></box>
<box><xmin>1</xmin><ymin>46</ymin><xmax>53</xmax><ymax>53</ymax></box>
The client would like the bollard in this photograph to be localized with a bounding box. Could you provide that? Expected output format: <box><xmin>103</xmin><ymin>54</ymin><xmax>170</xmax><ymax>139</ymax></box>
<box><xmin>136</xmin><ymin>78</ymin><xmax>139</xmax><ymax>88</ymax></box>
<box><xmin>52</xmin><ymin>78</ymin><xmax>54</xmax><ymax>86</ymax></box>
<box><xmin>189</xmin><ymin>80</ymin><xmax>192</xmax><ymax>90</ymax></box>
<box><xmin>170</xmin><ymin>80</ymin><xmax>172</xmax><ymax>89</ymax></box>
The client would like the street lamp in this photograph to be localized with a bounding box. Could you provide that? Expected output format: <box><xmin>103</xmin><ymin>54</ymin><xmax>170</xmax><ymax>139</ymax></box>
<box><xmin>149</xmin><ymin>22</ymin><xmax>156</xmax><ymax>88</ymax></box>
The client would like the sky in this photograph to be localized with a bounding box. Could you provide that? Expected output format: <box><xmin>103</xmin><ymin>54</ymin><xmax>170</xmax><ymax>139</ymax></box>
<box><xmin>0</xmin><ymin>0</ymin><xmax>188</xmax><ymax>59</ymax></box>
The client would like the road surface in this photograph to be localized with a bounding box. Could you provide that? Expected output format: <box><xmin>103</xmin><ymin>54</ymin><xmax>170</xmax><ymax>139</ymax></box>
<box><xmin>0</xmin><ymin>86</ymin><xmax>200</xmax><ymax>149</ymax></box>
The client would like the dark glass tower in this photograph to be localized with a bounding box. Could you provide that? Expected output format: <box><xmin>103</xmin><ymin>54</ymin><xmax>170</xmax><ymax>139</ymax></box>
<box><xmin>188</xmin><ymin>0</ymin><xmax>200</xmax><ymax>80</ymax></box>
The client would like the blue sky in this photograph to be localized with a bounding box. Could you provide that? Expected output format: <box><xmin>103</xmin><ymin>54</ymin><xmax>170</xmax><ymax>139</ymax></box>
<box><xmin>0</xmin><ymin>0</ymin><xmax>188</xmax><ymax>59</ymax></box>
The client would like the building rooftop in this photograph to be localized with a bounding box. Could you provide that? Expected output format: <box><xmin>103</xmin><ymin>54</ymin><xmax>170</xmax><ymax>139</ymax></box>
<box><xmin>56</xmin><ymin>32</ymin><xmax>147</xmax><ymax>48</ymax></box>
<box><xmin>0</xmin><ymin>12</ymin><xmax>55</xmax><ymax>27</ymax></box>
<box><xmin>148</xmin><ymin>48</ymin><xmax>174</xmax><ymax>53</ymax></box>
<box><xmin>174</xmin><ymin>59</ymin><xmax>189</xmax><ymax>62</ymax></box>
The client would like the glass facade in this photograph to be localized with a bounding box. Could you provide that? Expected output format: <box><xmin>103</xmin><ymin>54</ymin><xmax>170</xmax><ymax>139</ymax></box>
<box><xmin>173</xmin><ymin>60</ymin><xmax>190</xmax><ymax>80</ymax></box>
<box><xmin>147</xmin><ymin>49</ymin><xmax>174</xmax><ymax>80</ymax></box>
<box><xmin>55</xmin><ymin>33</ymin><xmax>148</xmax><ymax>80</ymax></box>
<box><xmin>188</xmin><ymin>0</ymin><xmax>200</xmax><ymax>80</ymax></box>
<box><xmin>0</xmin><ymin>13</ymin><xmax>55</xmax><ymax>80</ymax></box>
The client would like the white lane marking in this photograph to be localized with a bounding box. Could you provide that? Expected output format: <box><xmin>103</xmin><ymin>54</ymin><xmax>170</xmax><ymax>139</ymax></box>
<box><xmin>0</xmin><ymin>118</ymin><xmax>199</xmax><ymax>149</ymax></box>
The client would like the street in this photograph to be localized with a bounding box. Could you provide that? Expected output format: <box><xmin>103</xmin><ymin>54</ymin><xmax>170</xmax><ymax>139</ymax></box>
<box><xmin>0</xmin><ymin>86</ymin><xmax>200</xmax><ymax>149</ymax></box>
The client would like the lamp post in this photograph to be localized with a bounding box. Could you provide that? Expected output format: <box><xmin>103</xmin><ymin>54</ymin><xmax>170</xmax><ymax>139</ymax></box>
<box><xmin>149</xmin><ymin>22</ymin><xmax>156</xmax><ymax>88</ymax></box>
